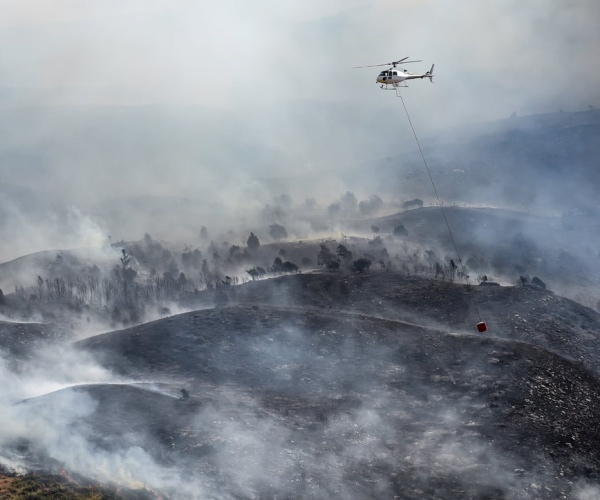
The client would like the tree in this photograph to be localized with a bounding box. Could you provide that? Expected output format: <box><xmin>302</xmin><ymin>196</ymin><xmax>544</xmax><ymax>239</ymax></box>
<box><xmin>269</xmin><ymin>223</ymin><xmax>288</xmax><ymax>240</ymax></box>
<box><xmin>353</xmin><ymin>258</ymin><xmax>372</xmax><ymax>273</ymax></box>
<box><xmin>435</xmin><ymin>262</ymin><xmax>445</xmax><ymax>280</ymax></box>
<box><xmin>200</xmin><ymin>226</ymin><xmax>209</xmax><ymax>242</ymax></box>
<box><xmin>449</xmin><ymin>259</ymin><xmax>458</xmax><ymax>282</ymax></box>
<box><xmin>327</xmin><ymin>203</ymin><xmax>341</xmax><ymax>218</ymax></box>
<box><xmin>246</xmin><ymin>267</ymin><xmax>266</xmax><ymax>281</ymax></box>
<box><xmin>425</xmin><ymin>250</ymin><xmax>438</xmax><ymax>264</ymax></box>
<box><xmin>340</xmin><ymin>192</ymin><xmax>358</xmax><ymax>213</ymax></box>
<box><xmin>326</xmin><ymin>260</ymin><xmax>340</xmax><ymax>271</ymax></box>
<box><xmin>358</xmin><ymin>195</ymin><xmax>383</xmax><ymax>215</ymax></box>
<box><xmin>282</xmin><ymin>261</ymin><xmax>299</xmax><ymax>273</ymax></box>
<box><xmin>182</xmin><ymin>248</ymin><xmax>202</xmax><ymax>269</ymax></box>
<box><xmin>199</xmin><ymin>258</ymin><xmax>213</xmax><ymax>289</ymax></box>
<box><xmin>402</xmin><ymin>198</ymin><xmax>423</xmax><ymax>210</ymax></box>
<box><xmin>275</xmin><ymin>194</ymin><xmax>292</xmax><ymax>208</ymax></box>
<box><xmin>317</xmin><ymin>244</ymin><xmax>336</xmax><ymax>267</ymax></box>
<box><xmin>36</xmin><ymin>275</ymin><xmax>44</xmax><ymax>303</ymax></box>
<box><xmin>393</xmin><ymin>224</ymin><xmax>409</xmax><ymax>237</ymax></box>
<box><xmin>270</xmin><ymin>257</ymin><xmax>284</xmax><ymax>273</ymax></box>
<box><xmin>247</xmin><ymin>232</ymin><xmax>260</xmax><ymax>250</ymax></box>
<box><xmin>121</xmin><ymin>249</ymin><xmax>133</xmax><ymax>268</ymax></box>
<box><xmin>336</xmin><ymin>244</ymin><xmax>353</xmax><ymax>266</ymax></box>
<box><xmin>531</xmin><ymin>276</ymin><xmax>547</xmax><ymax>290</ymax></box>
<box><xmin>178</xmin><ymin>272</ymin><xmax>188</xmax><ymax>287</ymax></box>
<box><xmin>369</xmin><ymin>236</ymin><xmax>384</xmax><ymax>248</ymax></box>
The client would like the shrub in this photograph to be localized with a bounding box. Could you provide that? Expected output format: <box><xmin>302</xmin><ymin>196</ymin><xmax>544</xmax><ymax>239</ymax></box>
<box><xmin>353</xmin><ymin>258</ymin><xmax>372</xmax><ymax>273</ymax></box>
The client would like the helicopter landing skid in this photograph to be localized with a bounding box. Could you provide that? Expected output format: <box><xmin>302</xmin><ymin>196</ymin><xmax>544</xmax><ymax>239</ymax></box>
<box><xmin>380</xmin><ymin>84</ymin><xmax>408</xmax><ymax>97</ymax></box>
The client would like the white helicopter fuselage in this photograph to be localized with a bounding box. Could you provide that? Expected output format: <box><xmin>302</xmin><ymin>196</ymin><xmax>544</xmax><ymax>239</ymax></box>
<box><xmin>376</xmin><ymin>64</ymin><xmax>434</xmax><ymax>87</ymax></box>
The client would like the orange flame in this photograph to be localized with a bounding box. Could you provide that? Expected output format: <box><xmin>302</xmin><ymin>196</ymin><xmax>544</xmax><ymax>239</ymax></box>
<box><xmin>59</xmin><ymin>468</ymin><xmax>79</xmax><ymax>486</ymax></box>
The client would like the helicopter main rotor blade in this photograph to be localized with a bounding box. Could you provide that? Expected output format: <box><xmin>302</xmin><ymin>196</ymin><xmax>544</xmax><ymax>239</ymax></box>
<box><xmin>353</xmin><ymin>56</ymin><xmax>411</xmax><ymax>69</ymax></box>
<box><xmin>352</xmin><ymin>57</ymin><xmax>424</xmax><ymax>69</ymax></box>
<box><xmin>353</xmin><ymin>62</ymin><xmax>391</xmax><ymax>68</ymax></box>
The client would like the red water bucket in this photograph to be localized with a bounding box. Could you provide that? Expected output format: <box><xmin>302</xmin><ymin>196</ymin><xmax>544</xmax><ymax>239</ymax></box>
<box><xmin>476</xmin><ymin>322</ymin><xmax>488</xmax><ymax>333</ymax></box>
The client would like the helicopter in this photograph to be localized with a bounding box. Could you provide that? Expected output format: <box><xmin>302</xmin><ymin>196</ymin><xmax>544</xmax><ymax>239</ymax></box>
<box><xmin>354</xmin><ymin>57</ymin><xmax>434</xmax><ymax>91</ymax></box>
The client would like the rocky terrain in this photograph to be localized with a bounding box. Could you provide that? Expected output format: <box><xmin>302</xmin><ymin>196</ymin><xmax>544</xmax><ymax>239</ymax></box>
<box><xmin>2</xmin><ymin>268</ymin><xmax>600</xmax><ymax>499</ymax></box>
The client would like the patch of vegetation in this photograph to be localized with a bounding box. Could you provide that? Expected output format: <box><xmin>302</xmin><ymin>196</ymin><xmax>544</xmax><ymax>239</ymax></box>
<box><xmin>0</xmin><ymin>471</ymin><xmax>126</xmax><ymax>499</ymax></box>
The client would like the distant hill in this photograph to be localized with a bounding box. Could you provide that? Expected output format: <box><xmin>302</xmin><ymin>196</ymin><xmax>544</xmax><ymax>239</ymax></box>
<box><xmin>352</xmin><ymin>205</ymin><xmax>600</xmax><ymax>308</ymax></box>
<box><xmin>359</xmin><ymin>109</ymin><xmax>600</xmax><ymax>211</ymax></box>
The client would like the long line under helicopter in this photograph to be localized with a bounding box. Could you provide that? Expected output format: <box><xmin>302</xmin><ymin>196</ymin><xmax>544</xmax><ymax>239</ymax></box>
<box><xmin>358</xmin><ymin>57</ymin><xmax>487</xmax><ymax>332</ymax></box>
<box><xmin>401</xmin><ymin>94</ymin><xmax>487</xmax><ymax>333</ymax></box>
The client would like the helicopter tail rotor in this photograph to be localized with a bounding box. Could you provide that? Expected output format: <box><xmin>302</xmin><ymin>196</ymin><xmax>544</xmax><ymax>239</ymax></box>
<box><xmin>427</xmin><ymin>64</ymin><xmax>434</xmax><ymax>82</ymax></box>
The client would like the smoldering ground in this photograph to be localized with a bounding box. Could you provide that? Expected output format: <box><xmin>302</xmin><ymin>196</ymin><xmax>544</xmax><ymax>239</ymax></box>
<box><xmin>0</xmin><ymin>341</ymin><xmax>213</xmax><ymax>496</ymax></box>
<box><xmin>2</xmin><ymin>263</ymin><xmax>600</xmax><ymax>497</ymax></box>
<box><xmin>26</xmin><ymin>301</ymin><xmax>589</xmax><ymax>498</ymax></box>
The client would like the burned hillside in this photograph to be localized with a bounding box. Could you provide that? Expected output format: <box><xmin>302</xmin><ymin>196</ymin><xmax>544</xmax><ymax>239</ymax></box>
<box><xmin>2</xmin><ymin>107</ymin><xmax>600</xmax><ymax>497</ymax></box>
<box><xmin>0</xmin><ymin>267</ymin><xmax>598</xmax><ymax>498</ymax></box>
<box><xmin>227</xmin><ymin>271</ymin><xmax>600</xmax><ymax>374</ymax></box>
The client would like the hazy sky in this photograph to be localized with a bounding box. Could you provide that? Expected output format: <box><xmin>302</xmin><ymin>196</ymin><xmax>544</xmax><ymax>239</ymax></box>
<box><xmin>0</xmin><ymin>0</ymin><xmax>598</xmax><ymax>260</ymax></box>
<box><xmin>1</xmin><ymin>1</ymin><xmax>598</xmax><ymax>115</ymax></box>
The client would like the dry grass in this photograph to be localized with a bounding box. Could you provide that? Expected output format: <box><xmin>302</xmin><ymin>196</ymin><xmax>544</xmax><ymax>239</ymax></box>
<box><xmin>0</xmin><ymin>472</ymin><xmax>117</xmax><ymax>499</ymax></box>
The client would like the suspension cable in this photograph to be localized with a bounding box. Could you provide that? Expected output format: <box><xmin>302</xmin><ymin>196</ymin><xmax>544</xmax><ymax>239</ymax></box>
<box><xmin>398</xmin><ymin>93</ymin><xmax>483</xmax><ymax>323</ymax></box>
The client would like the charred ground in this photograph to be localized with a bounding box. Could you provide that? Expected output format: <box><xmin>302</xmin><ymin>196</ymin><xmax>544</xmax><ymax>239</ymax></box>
<box><xmin>2</xmin><ymin>108</ymin><xmax>600</xmax><ymax>497</ymax></box>
<box><xmin>3</xmin><ymin>269</ymin><xmax>600</xmax><ymax>498</ymax></box>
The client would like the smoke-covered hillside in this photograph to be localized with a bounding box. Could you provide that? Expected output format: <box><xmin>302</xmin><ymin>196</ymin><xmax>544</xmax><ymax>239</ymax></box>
<box><xmin>2</xmin><ymin>271</ymin><xmax>600</xmax><ymax>498</ymax></box>
<box><xmin>357</xmin><ymin>108</ymin><xmax>600</xmax><ymax>212</ymax></box>
<box><xmin>2</xmin><ymin>117</ymin><xmax>600</xmax><ymax>496</ymax></box>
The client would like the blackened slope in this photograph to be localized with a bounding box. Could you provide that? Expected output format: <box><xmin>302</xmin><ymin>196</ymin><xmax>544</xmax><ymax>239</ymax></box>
<box><xmin>230</xmin><ymin>271</ymin><xmax>600</xmax><ymax>374</ymax></box>
<box><xmin>0</xmin><ymin>320</ymin><xmax>68</xmax><ymax>359</ymax></box>
<box><xmin>77</xmin><ymin>305</ymin><xmax>444</xmax><ymax>383</ymax></box>
<box><xmin>69</xmin><ymin>305</ymin><xmax>600</xmax><ymax>497</ymax></box>
<box><xmin>21</xmin><ymin>383</ymin><xmax>202</xmax><ymax>468</ymax></box>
